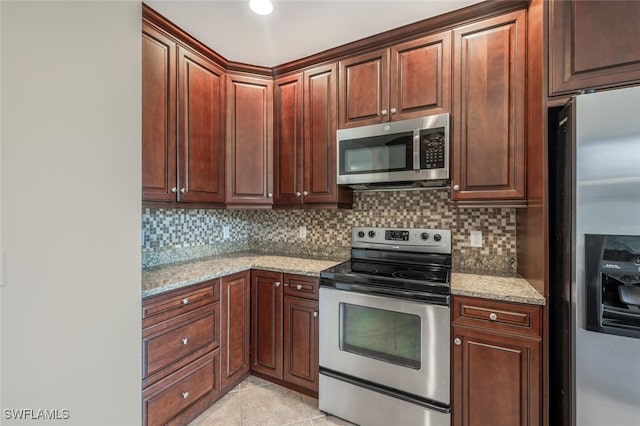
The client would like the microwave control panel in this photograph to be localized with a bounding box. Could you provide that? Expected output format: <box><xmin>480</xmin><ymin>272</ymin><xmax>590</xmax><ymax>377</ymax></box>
<box><xmin>420</xmin><ymin>128</ymin><xmax>446</xmax><ymax>169</ymax></box>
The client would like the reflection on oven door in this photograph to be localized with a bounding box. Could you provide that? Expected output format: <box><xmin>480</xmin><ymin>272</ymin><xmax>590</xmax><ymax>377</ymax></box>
<box><xmin>319</xmin><ymin>286</ymin><xmax>450</xmax><ymax>404</ymax></box>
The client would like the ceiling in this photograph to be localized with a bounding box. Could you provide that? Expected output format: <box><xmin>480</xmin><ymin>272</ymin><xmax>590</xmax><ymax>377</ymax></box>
<box><xmin>144</xmin><ymin>0</ymin><xmax>484</xmax><ymax>68</ymax></box>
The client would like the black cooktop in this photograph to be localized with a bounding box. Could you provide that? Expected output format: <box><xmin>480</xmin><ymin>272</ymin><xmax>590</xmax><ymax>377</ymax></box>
<box><xmin>320</xmin><ymin>259</ymin><xmax>451</xmax><ymax>295</ymax></box>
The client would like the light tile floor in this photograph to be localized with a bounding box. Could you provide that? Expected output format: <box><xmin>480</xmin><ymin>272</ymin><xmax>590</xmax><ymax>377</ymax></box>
<box><xmin>189</xmin><ymin>375</ymin><xmax>356</xmax><ymax>426</ymax></box>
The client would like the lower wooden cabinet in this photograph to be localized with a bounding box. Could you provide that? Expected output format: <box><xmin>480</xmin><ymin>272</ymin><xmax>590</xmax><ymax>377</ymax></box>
<box><xmin>251</xmin><ymin>270</ymin><xmax>320</xmax><ymax>395</ymax></box>
<box><xmin>220</xmin><ymin>271</ymin><xmax>251</xmax><ymax>388</ymax></box>
<box><xmin>452</xmin><ymin>296</ymin><xmax>542</xmax><ymax>426</ymax></box>
<box><xmin>283</xmin><ymin>295</ymin><xmax>319</xmax><ymax>391</ymax></box>
<box><xmin>142</xmin><ymin>349</ymin><xmax>220</xmax><ymax>426</ymax></box>
<box><xmin>142</xmin><ymin>280</ymin><xmax>222</xmax><ymax>426</ymax></box>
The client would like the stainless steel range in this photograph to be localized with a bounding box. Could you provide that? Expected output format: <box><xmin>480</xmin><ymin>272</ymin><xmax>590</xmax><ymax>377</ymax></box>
<box><xmin>319</xmin><ymin>227</ymin><xmax>451</xmax><ymax>426</ymax></box>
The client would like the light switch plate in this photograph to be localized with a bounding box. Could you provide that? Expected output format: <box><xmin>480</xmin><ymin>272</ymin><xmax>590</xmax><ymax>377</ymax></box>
<box><xmin>222</xmin><ymin>225</ymin><xmax>230</xmax><ymax>240</ymax></box>
<box><xmin>299</xmin><ymin>225</ymin><xmax>307</xmax><ymax>239</ymax></box>
<box><xmin>470</xmin><ymin>230</ymin><xmax>483</xmax><ymax>247</ymax></box>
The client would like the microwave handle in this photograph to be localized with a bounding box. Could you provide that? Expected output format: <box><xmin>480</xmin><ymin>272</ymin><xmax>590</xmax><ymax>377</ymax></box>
<box><xmin>412</xmin><ymin>129</ymin><xmax>420</xmax><ymax>170</ymax></box>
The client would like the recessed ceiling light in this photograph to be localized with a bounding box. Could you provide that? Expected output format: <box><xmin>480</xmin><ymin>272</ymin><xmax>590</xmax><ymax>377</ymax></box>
<box><xmin>249</xmin><ymin>0</ymin><xmax>273</xmax><ymax>16</ymax></box>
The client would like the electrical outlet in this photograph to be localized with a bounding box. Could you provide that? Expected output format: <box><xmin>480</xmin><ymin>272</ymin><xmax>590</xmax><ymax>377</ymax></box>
<box><xmin>299</xmin><ymin>225</ymin><xmax>307</xmax><ymax>239</ymax></box>
<box><xmin>222</xmin><ymin>225</ymin><xmax>230</xmax><ymax>240</ymax></box>
<box><xmin>470</xmin><ymin>230</ymin><xmax>483</xmax><ymax>247</ymax></box>
<box><xmin>141</xmin><ymin>229</ymin><xmax>145</xmax><ymax>246</ymax></box>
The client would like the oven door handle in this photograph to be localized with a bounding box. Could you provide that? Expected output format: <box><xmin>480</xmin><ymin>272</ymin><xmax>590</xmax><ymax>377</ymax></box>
<box><xmin>321</xmin><ymin>280</ymin><xmax>450</xmax><ymax>306</ymax></box>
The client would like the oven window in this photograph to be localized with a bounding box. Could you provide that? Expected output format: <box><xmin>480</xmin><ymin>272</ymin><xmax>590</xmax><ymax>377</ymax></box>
<box><xmin>339</xmin><ymin>303</ymin><xmax>421</xmax><ymax>369</ymax></box>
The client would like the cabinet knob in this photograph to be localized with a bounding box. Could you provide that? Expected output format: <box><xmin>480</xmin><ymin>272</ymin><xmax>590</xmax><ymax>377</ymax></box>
<box><xmin>296</xmin><ymin>192</ymin><xmax>302</xmax><ymax>197</ymax></box>
<box><xmin>171</xmin><ymin>187</ymin><xmax>178</xmax><ymax>193</ymax></box>
<box><xmin>275</xmin><ymin>281</ymin><xmax>281</xmax><ymax>287</ymax></box>
<box><xmin>453</xmin><ymin>184</ymin><xmax>460</xmax><ymax>191</ymax></box>
<box><xmin>381</xmin><ymin>109</ymin><xmax>388</xmax><ymax>116</ymax></box>
<box><xmin>489</xmin><ymin>312</ymin><xmax>498</xmax><ymax>321</ymax></box>
<box><xmin>182</xmin><ymin>391</ymin><xmax>189</xmax><ymax>399</ymax></box>
<box><xmin>454</xmin><ymin>337</ymin><xmax>461</xmax><ymax>346</ymax></box>
<box><xmin>296</xmin><ymin>284</ymin><xmax>302</xmax><ymax>290</ymax></box>
<box><xmin>182</xmin><ymin>338</ymin><xmax>189</xmax><ymax>345</ymax></box>
<box><xmin>182</xmin><ymin>298</ymin><xmax>189</xmax><ymax>305</ymax></box>
<box><xmin>268</xmin><ymin>192</ymin><xmax>273</xmax><ymax>198</ymax></box>
<box><xmin>180</xmin><ymin>188</ymin><xmax>186</xmax><ymax>194</ymax></box>
<box><xmin>313</xmin><ymin>311</ymin><xmax>318</xmax><ymax>318</ymax></box>
<box><xmin>390</xmin><ymin>107</ymin><xmax>397</xmax><ymax>114</ymax></box>
<box><xmin>303</xmin><ymin>190</ymin><xmax>309</xmax><ymax>196</ymax></box>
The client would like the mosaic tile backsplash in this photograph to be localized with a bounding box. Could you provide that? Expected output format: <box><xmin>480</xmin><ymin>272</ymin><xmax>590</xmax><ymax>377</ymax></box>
<box><xmin>142</xmin><ymin>189</ymin><xmax>517</xmax><ymax>273</ymax></box>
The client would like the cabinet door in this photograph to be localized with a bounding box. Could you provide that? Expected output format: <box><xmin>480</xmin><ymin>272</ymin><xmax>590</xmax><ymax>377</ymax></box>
<box><xmin>283</xmin><ymin>296</ymin><xmax>319</xmax><ymax>393</ymax></box>
<box><xmin>303</xmin><ymin>63</ymin><xmax>351</xmax><ymax>206</ymax></box>
<box><xmin>452</xmin><ymin>10</ymin><xmax>526</xmax><ymax>202</ymax></box>
<box><xmin>251</xmin><ymin>270</ymin><xmax>283</xmax><ymax>379</ymax></box>
<box><xmin>452</xmin><ymin>326</ymin><xmax>541</xmax><ymax>426</ymax></box>
<box><xmin>273</xmin><ymin>74</ymin><xmax>304</xmax><ymax>205</ymax></box>
<box><xmin>142</xmin><ymin>23</ymin><xmax>177</xmax><ymax>202</ymax></box>
<box><xmin>338</xmin><ymin>49</ymin><xmax>389</xmax><ymax>128</ymax></box>
<box><xmin>390</xmin><ymin>31</ymin><xmax>451</xmax><ymax>120</ymax></box>
<box><xmin>226</xmin><ymin>74</ymin><xmax>274</xmax><ymax>205</ymax></box>
<box><xmin>549</xmin><ymin>0</ymin><xmax>640</xmax><ymax>96</ymax></box>
<box><xmin>220</xmin><ymin>271</ymin><xmax>250</xmax><ymax>388</ymax></box>
<box><xmin>177</xmin><ymin>46</ymin><xmax>226</xmax><ymax>204</ymax></box>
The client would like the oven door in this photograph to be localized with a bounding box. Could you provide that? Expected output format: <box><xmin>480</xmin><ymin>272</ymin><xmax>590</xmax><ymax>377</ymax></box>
<box><xmin>319</xmin><ymin>286</ymin><xmax>450</xmax><ymax>404</ymax></box>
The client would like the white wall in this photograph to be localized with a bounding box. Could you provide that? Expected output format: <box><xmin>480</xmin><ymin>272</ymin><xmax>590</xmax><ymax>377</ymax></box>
<box><xmin>1</xmin><ymin>2</ymin><xmax>141</xmax><ymax>425</ymax></box>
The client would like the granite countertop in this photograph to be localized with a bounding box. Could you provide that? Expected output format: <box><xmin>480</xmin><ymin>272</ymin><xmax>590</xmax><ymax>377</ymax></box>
<box><xmin>142</xmin><ymin>252</ymin><xmax>347</xmax><ymax>298</ymax></box>
<box><xmin>143</xmin><ymin>252</ymin><xmax>546</xmax><ymax>305</ymax></box>
<box><xmin>451</xmin><ymin>272</ymin><xmax>546</xmax><ymax>306</ymax></box>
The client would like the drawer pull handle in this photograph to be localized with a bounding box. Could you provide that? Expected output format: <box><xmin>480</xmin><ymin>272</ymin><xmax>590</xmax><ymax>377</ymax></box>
<box><xmin>182</xmin><ymin>391</ymin><xmax>189</xmax><ymax>399</ymax></box>
<box><xmin>296</xmin><ymin>284</ymin><xmax>302</xmax><ymax>290</ymax></box>
<box><xmin>454</xmin><ymin>338</ymin><xmax>461</xmax><ymax>346</ymax></box>
<box><xmin>182</xmin><ymin>298</ymin><xmax>189</xmax><ymax>305</ymax></box>
<box><xmin>313</xmin><ymin>311</ymin><xmax>318</xmax><ymax>318</ymax></box>
<box><xmin>275</xmin><ymin>281</ymin><xmax>281</xmax><ymax>287</ymax></box>
<box><xmin>182</xmin><ymin>338</ymin><xmax>189</xmax><ymax>345</ymax></box>
<box><xmin>489</xmin><ymin>312</ymin><xmax>498</xmax><ymax>321</ymax></box>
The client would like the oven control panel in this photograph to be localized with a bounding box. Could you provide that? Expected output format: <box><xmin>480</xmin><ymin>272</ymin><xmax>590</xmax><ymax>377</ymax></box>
<box><xmin>352</xmin><ymin>227</ymin><xmax>451</xmax><ymax>254</ymax></box>
<box><xmin>385</xmin><ymin>230</ymin><xmax>410</xmax><ymax>241</ymax></box>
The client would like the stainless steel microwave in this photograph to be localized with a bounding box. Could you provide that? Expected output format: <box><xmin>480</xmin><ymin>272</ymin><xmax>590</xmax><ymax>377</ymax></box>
<box><xmin>336</xmin><ymin>113</ymin><xmax>449</xmax><ymax>189</ymax></box>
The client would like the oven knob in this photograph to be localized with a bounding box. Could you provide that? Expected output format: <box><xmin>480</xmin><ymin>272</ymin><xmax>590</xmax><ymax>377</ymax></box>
<box><xmin>357</xmin><ymin>231</ymin><xmax>365</xmax><ymax>238</ymax></box>
<box><xmin>368</xmin><ymin>230</ymin><xmax>376</xmax><ymax>238</ymax></box>
<box><xmin>433</xmin><ymin>234</ymin><xmax>442</xmax><ymax>242</ymax></box>
<box><xmin>635</xmin><ymin>257</ymin><xmax>640</xmax><ymax>266</ymax></box>
<box><xmin>421</xmin><ymin>232</ymin><xmax>429</xmax><ymax>240</ymax></box>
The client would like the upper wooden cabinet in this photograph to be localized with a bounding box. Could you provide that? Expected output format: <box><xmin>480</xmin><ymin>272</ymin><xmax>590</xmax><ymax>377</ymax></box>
<box><xmin>338</xmin><ymin>31</ymin><xmax>452</xmax><ymax>128</ymax></box>
<box><xmin>142</xmin><ymin>23</ymin><xmax>177</xmax><ymax>202</ymax></box>
<box><xmin>273</xmin><ymin>73</ymin><xmax>304</xmax><ymax>206</ymax></box>
<box><xmin>177</xmin><ymin>47</ymin><xmax>226</xmax><ymax>203</ymax></box>
<box><xmin>274</xmin><ymin>64</ymin><xmax>352</xmax><ymax>207</ymax></box>
<box><xmin>451</xmin><ymin>9</ymin><xmax>526</xmax><ymax>204</ymax></box>
<box><xmin>142</xmin><ymin>22</ymin><xmax>225</xmax><ymax>205</ymax></box>
<box><xmin>549</xmin><ymin>0</ymin><xmax>640</xmax><ymax>97</ymax></box>
<box><xmin>225</xmin><ymin>73</ymin><xmax>274</xmax><ymax>206</ymax></box>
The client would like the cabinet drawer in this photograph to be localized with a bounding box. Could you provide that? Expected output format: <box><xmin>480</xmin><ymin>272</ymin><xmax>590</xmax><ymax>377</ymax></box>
<box><xmin>143</xmin><ymin>303</ymin><xmax>219</xmax><ymax>380</ymax></box>
<box><xmin>143</xmin><ymin>280</ymin><xmax>219</xmax><ymax>328</ymax></box>
<box><xmin>283</xmin><ymin>274</ymin><xmax>319</xmax><ymax>300</ymax></box>
<box><xmin>452</xmin><ymin>296</ymin><xmax>541</xmax><ymax>338</ymax></box>
<box><xmin>143</xmin><ymin>349</ymin><xmax>218</xmax><ymax>426</ymax></box>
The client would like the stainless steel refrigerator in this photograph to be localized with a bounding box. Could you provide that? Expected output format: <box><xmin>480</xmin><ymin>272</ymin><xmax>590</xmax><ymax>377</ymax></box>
<box><xmin>549</xmin><ymin>86</ymin><xmax>640</xmax><ymax>425</ymax></box>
